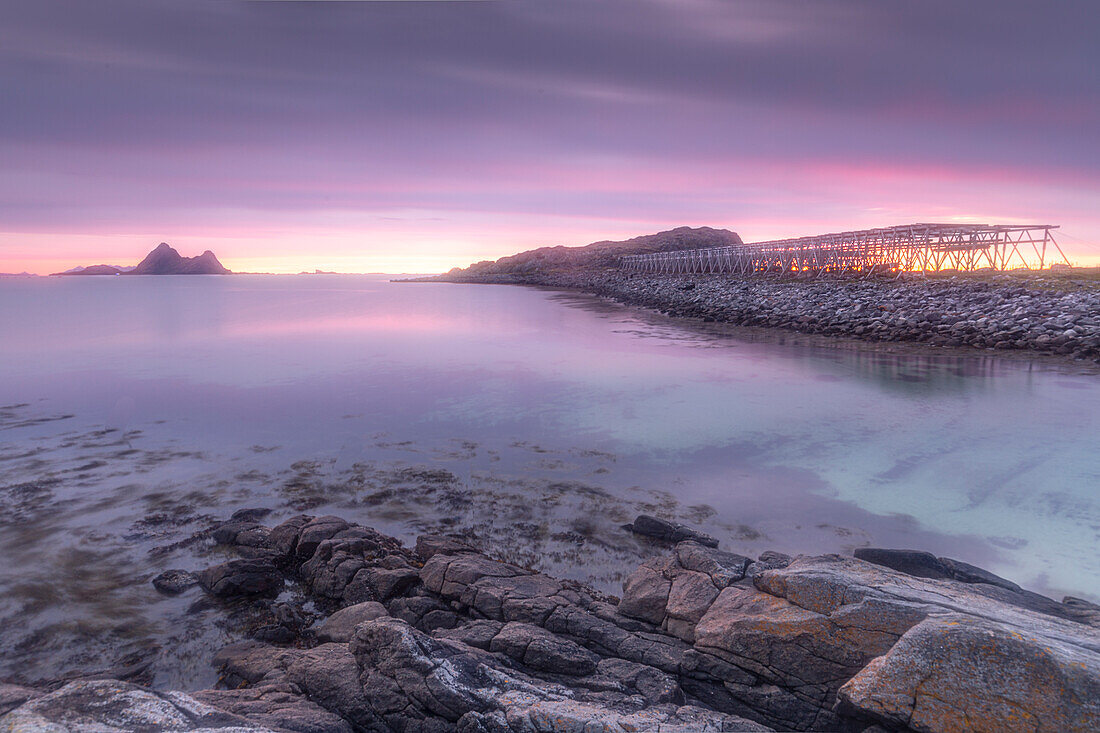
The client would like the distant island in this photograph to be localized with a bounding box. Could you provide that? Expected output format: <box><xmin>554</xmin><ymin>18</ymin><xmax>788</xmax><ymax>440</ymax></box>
<box><xmin>52</xmin><ymin>243</ymin><xmax>230</xmax><ymax>276</ymax></box>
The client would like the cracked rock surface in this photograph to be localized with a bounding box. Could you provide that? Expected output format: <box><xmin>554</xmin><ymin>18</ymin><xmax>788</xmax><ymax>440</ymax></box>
<box><xmin>4</xmin><ymin>511</ymin><xmax>1098</xmax><ymax>732</ymax></box>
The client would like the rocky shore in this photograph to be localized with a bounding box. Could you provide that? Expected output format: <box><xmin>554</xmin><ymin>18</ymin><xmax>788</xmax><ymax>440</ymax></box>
<box><xmin>414</xmin><ymin>226</ymin><xmax>1100</xmax><ymax>363</ymax></box>
<box><xmin>439</xmin><ymin>270</ymin><xmax>1100</xmax><ymax>364</ymax></box>
<box><xmin>4</xmin><ymin>511</ymin><xmax>1097</xmax><ymax>732</ymax></box>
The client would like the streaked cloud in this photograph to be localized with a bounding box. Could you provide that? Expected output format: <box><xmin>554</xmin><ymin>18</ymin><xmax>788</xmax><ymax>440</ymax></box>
<box><xmin>1</xmin><ymin>0</ymin><xmax>1097</xmax><ymax>272</ymax></box>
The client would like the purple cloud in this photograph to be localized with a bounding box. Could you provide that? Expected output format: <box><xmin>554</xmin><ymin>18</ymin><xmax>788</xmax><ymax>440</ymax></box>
<box><xmin>1</xmin><ymin>0</ymin><xmax>1097</xmax><ymax>272</ymax></box>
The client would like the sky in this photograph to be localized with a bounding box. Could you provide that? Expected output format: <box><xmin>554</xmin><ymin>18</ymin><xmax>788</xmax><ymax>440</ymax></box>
<box><xmin>2</xmin><ymin>0</ymin><xmax>1099</xmax><ymax>274</ymax></box>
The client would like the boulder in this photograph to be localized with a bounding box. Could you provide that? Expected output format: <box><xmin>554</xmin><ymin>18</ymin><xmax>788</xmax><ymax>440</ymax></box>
<box><xmin>755</xmin><ymin>550</ymin><xmax>792</xmax><ymax>569</ymax></box>
<box><xmin>421</xmin><ymin>552</ymin><xmax>574</xmax><ymax>626</ymax></box>
<box><xmin>675</xmin><ymin>541</ymin><xmax>751</xmax><ymax>586</ymax></box>
<box><xmin>693</xmin><ymin>583</ymin><xmax>899</xmax><ymax>716</ymax></box>
<box><xmin>856</xmin><ymin>547</ymin><xmax>1026</xmax><ymax>593</ymax></box>
<box><xmin>297</xmin><ymin>526</ymin><xmax>416</xmax><ymax>601</ymax></box>
<box><xmin>618</xmin><ymin>555</ymin><xmax>674</xmax><ymax>624</ymax></box>
<box><xmin>838</xmin><ymin>614</ymin><xmax>1100</xmax><ymax>732</ymax></box>
<box><xmin>211</xmin><ymin>518</ymin><xmax>272</xmax><ymax>548</ymax></box>
<box><xmin>415</xmin><ymin>534</ymin><xmax>480</xmax><ymax>560</ymax></box>
<box><xmin>151</xmin><ymin>568</ymin><xmax>198</xmax><ymax>594</ymax></box>
<box><xmin>627</xmin><ymin>514</ymin><xmax>720</xmax><ymax>547</ymax></box>
<box><xmin>664</xmin><ymin>570</ymin><xmax>721</xmax><ymax>641</ymax></box>
<box><xmin>268</xmin><ymin>514</ymin><xmax>315</xmax><ymax>560</ymax></box>
<box><xmin>432</xmin><ymin>619</ymin><xmax>504</xmax><ymax>650</ymax></box>
<box><xmin>619</xmin><ymin>543</ymin><xmax>750</xmax><ymax>642</ymax></box>
<box><xmin>211</xmin><ymin>640</ymin><xmax>301</xmax><ymax>688</ymax></box>
<box><xmin>286</xmin><ymin>644</ymin><xmax>382</xmax><ymax>730</ymax></box>
<box><xmin>595</xmin><ymin>658</ymin><xmax>682</xmax><ymax>705</ymax></box>
<box><xmin>937</xmin><ymin>556</ymin><xmax>1022</xmax><ymax>592</ymax></box>
<box><xmin>386</xmin><ymin>594</ymin><xmax>459</xmax><ymax>630</ymax></box>
<box><xmin>421</xmin><ymin>552</ymin><xmax>530</xmax><ymax>598</ymax></box>
<box><xmin>854</xmin><ymin>549</ymin><xmax>1094</xmax><ymax>625</ymax></box>
<box><xmin>226</xmin><ymin>507</ymin><xmax>274</xmax><ymax>524</ymax></box>
<box><xmin>488</xmin><ymin>621</ymin><xmax>600</xmax><ymax>676</ymax></box>
<box><xmin>198</xmin><ymin>557</ymin><xmax>283</xmax><ymax>598</ymax></box>
<box><xmin>294</xmin><ymin>516</ymin><xmax>352</xmax><ymax>562</ymax></box>
<box><xmin>314</xmin><ymin>600</ymin><xmax>388</xmax><ymax>643</ymax></box>
<box><xmin>748</xmin><ymin>554</ymin><xmax>1100</xmax><ymax>729</ymax></box>
<box><xmin>345</xmin><ymin>566</ymin><xmax>420</xmax><ymax>603</ymax></box>
<box><xmin>853</xmin><ymin>547</ymin><xmax>952</xmax><ymax>580</ymax></box>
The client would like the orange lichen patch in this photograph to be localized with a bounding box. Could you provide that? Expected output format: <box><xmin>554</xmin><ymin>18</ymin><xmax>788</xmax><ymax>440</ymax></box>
<box><xmin>696</xmin><ymin>587</ymin><xmax>824</xmax><ymax>636</ymax></box>
<box><xmin>692</xmin><ymin>585</ymin><xmax>885</xmax><ymax>692</ymax></box>
<box><xmin>838</xmin><ymin>615</ymin><xmax>1100</xmax><ymax>733</ymax></box>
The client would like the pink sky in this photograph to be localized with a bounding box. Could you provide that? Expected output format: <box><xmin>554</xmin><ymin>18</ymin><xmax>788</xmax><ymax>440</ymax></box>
<box><xmin>1</xmin><ymin>0</ymin><xmax>1097</xmax><ymax>274</ymax></box>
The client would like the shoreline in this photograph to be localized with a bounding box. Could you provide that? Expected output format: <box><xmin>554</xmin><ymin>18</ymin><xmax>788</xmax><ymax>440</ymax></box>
<box><xmin>411</xmin><ymin>269</ymin><xmax>1100</xmax><ymax>368</ymax></box>
<box><xmin>3</xmin><ymin>511</ymin><xmax>1097</xmax><ymax>731</ymax></box>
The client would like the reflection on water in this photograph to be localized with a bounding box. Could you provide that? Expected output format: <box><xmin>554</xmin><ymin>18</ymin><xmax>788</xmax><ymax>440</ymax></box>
<box><xmin>0</xmin><ymin>275</ymin><xmax>1097</xmax><ymax>689</ymax></box>
<box><xmin>548</xmin><ymin>290</ymin><xmax>1046</xmax><ymax>393</ymax></box>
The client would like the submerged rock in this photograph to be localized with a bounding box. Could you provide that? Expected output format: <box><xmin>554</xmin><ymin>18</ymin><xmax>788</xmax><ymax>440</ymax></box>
<box><xmin>626</xmin><ymin>514</ymin><xmax>720</xmax><ymax>547</ymax></box>
<box><xmin>198</xmin><ymin>557</ymin><xmax>283</xmax><ymax>598</ymax></box>
<box><xmin>151</xmin><ymin>568</ymin><xmax>199</xmax><ymax>594</ymax></box>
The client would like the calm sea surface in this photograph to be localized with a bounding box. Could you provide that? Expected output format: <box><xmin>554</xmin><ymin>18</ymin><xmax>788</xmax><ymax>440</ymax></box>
<box><xmin>1</xmin><ymin>274</ymin><xmax>1098</xmax><ymax>688</ymax></box>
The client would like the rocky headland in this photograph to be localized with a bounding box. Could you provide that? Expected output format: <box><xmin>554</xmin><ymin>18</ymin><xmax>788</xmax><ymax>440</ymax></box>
<box><xmin>420</xmin><ymin>227</ymin><xmax>1100</xmax><ymax>364</ymax></box>
<box><xmin>4</xmin><ymin>511</ymin><xmax>1097</xmax><ymax>732</ymax></box>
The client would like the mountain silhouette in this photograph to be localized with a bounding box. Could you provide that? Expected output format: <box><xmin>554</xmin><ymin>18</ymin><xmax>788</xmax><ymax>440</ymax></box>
<box><xmin>129</xmin><ymin>242</ymin><xmax>231</xmax><ymax>274</ymax></box>
<box><xmin>52</xmin><ymin>243</ymin><xmax>231</xmax><ymax>276</ymax></box>
<box><xmin>130</xmin><ymin>243</ymin><xmax>231</xmax><ymax>275</ymax></box>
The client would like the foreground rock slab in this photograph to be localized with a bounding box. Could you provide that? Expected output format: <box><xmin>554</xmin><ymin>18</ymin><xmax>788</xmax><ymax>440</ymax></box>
<box><xmin>4</xmin><ymin>512</ymin><xmax>1098</xmax><ymax>732</ymax></box>
<box><xmin>837</xmin><ymin>614</ymin><xmax>1100</xmax><ymax>733</ymax></box>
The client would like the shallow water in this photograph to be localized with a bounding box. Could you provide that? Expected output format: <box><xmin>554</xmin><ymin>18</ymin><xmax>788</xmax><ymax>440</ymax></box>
<box><xmin>0</xmin><ymin>274</ymin><xmax>1097</xmax><ymax>688</ymax></box>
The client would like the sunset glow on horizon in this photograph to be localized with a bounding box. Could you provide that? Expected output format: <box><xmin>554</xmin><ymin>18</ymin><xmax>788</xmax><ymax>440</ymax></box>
<box><xmin>2</xmin><ymin>0</ymin><xmax>1098</xmax><ymax>274</ymax></box>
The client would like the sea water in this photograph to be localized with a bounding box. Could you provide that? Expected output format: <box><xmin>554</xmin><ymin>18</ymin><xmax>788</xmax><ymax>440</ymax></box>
<box><xmin>1</xmin><ymin>274</ymin><xmax>1097</xmax><ymax>687</ymax></box>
